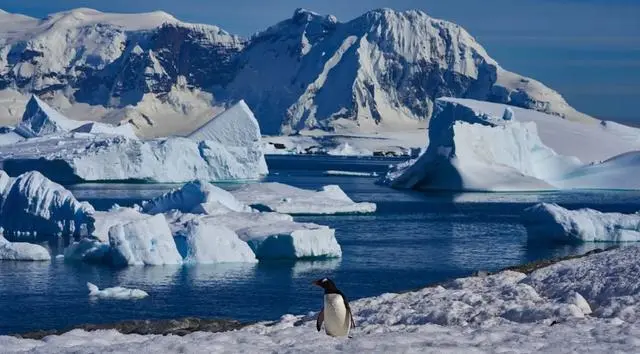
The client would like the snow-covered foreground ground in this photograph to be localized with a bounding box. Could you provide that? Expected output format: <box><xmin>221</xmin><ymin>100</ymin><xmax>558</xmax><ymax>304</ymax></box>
<box><xmin>3</xmin><ymin>246</ymin><xmax>640</xmax><ymax>352</ymax></box>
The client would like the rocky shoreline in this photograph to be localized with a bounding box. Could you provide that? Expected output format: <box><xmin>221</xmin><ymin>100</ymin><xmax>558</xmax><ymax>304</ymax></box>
<box><xmin>11</xmin><ymin>246</ymin><xmax>618</xmax><ymax>340</ymax></box>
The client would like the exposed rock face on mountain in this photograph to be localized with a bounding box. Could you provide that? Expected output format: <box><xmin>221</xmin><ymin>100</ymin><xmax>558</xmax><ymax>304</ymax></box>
<box><xmin>0</xmin><ymin>7</ymin><xmax>593</xmax><ymax>136</ymax></box>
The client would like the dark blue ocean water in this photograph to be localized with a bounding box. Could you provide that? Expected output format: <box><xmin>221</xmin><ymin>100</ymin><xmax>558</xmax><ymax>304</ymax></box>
<box><xmin>1</xmin><ymin>155</ymin><xmax>639</xmax><ymax>334</ymax></box>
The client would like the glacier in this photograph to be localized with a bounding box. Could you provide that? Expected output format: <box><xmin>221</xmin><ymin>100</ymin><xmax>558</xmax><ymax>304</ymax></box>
<box><xmin>384</xmin><ymin>98</ymin><xmax>640</xmax><ymax>191</ymax></box>
<box><xmin>521</xmin><ymin>203</ymin><xmax>640</xmax><ymax>243</ymax></box>
<box><xmin>0</xmin><ymin>235</ymin><xmax>51</xmax><ymax>261</ymax></box>
<box><xmin>231</xmin><ymin>182</ymin><xmax>376</xmax><ymax>215</ymax></box>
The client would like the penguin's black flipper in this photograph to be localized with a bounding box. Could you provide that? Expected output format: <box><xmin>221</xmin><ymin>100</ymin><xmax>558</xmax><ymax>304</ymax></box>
<box><xmin>316</xmin><ymin>308</ymin><xmax>324</xmax><ymax>332</ymax></box>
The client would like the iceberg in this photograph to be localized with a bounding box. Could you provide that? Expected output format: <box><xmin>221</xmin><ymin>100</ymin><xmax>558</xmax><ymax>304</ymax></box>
<box><xmin>142</xmin><ymin>180</ymin><xmax>252</xmax><ymax>215</ymax></box>
<box><xmin>0</xmin><ymin>134</ymin><xmax>268</xmax><ymax>183</ymax></box>
<box><xmin>326</xmin><ymin>142</ymin><xmax>373</xmax><ymax>157</ymax></box>
<box><xmin>521</xmin><ymin>203</ymin><xmax>640</xmax><ymax>243</ymax></box>
<box><xmin>72</xmin><ymin>121</ymin><xmax>138</xmax><ymax>139</ymax></box>
<box><xmin>64</xmin><ymin>237</ymin><xmax>110</xmax><ymax>263</ymax></box>
<box><xmin>185</xmin><ymin>212</ymin><xmax>342</xmax><ymax>259</ymax></box>
<box><xmin>385</xmin><ymin>98</ymin><xmax>640</xmax><ymax>191</ymax></box>
<box><xmin>108</xmin><ymin>214</ymin><xmax>182</xmax><ymax>266</ymax></box>
<box><xmin>14</xmin><ymin>95</ymin><xmax>85</xmax><ymax>138</ymax></box>
<box><xmin>556</xmin><ymin>151</ymin><xmax>640</xmax><ymax>190</ymax></box>
<box><xmin>179</xmin><ymin>219</ymin><xmax>257</xmax><ymax>264</ymax></box>
<box><xmin>87</xmin><ymin>282</ymin><xmax>149</xmax><ymax>300</ymax></box>
<box><xmin>232</xmin><ymin>182</ymin><xmax>376</xmax><ymax>215</ymax></box>
<box><xmin>0</xmin><ymin>170</ymin><xmax>95</xmax><ymax>239</ymax></box>
<box><xmin>0</xmin><ymin>235</ymin><xmax>51</xmax><ymax>261</ymax></box>
<box><xmin>91</xmin><ymin>206</ymin><xmax>147</xmax><ymax>242</ymax></box>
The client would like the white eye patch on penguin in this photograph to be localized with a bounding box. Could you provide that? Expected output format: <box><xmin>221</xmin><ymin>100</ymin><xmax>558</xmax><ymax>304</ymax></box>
<box><xmin>312</xmin><ymin>277</ymin><xmax>356</xmax><ymax>337</ymax></box>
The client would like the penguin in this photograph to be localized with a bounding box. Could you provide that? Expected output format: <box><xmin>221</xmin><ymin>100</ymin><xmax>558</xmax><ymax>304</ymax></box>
<box><xmin>312</xmin><ymin>277</ymin><xmax>355</xmax><ymax>337</ymax></box>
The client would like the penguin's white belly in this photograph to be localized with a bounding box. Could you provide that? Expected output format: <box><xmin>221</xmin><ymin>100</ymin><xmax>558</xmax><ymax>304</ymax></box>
<box><xmin>323</xmin><ymin>294</ymin><xmax>350</xmax><ymax>337</ymax></box>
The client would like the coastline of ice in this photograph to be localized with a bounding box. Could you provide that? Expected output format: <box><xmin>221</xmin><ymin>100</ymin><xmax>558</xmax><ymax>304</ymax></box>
<box><xmin>5</xmin><ymin>246</ymin><xmax>640</xmax><ymax>352</ymax></box>
<box><xmin>522</xmin><ymin>203</ymin><xmax>640</xmax><ymax>243</ymax></box>
<box><xmin>232</xmin><ymin>182</ymin><xmax>376</xmax><ymax>215</ymax></box>
<box><xmin>0</xmin><ymin>235</ymin><xmax>51</xmax><ymax>261</ymax></box>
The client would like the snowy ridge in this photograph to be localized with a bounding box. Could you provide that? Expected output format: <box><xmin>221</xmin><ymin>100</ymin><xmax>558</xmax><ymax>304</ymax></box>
<box><xmin>5</xmin><ymin>246</ymin><xmax>640</xmax><ymax>352</ymax></box>
<box><xmin>0</xmin><ymin>7</ymin><xmax>593</xmax><ymax>136</ymax></box>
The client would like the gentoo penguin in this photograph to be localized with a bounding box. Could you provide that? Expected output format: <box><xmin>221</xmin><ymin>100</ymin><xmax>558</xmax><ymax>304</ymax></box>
<box><xmin>312</xmin><ymin>277</ymin><xmax>355</xmax><ymax>337</ymax></box>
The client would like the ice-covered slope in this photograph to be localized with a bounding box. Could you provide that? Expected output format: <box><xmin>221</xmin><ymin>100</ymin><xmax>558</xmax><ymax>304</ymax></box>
<box><xmin>385</xmin><ymin>98</ymin><xmax>640</xmax><ymax>191</ymax></box>
<box><xmin>0</xmin><ymin>7</ymin><xmax>593</xmax><ymax>135</ymax></box>
<box><xmin>15</xmin><ymin>95</ymin><xmax>85</xmax><ymax>137</ymax></box>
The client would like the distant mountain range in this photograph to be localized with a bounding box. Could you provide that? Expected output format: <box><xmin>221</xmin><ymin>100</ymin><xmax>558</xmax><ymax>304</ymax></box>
<box><xmin>0</xmin><ymin>7</ymin><xmax>594</xmax><ymax>136</ymax></box>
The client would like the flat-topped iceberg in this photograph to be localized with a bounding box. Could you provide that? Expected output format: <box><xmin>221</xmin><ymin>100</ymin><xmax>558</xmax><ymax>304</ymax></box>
<box><xmin>0</xmin><ymin>134</ymin><xmax>268</xmax><ymax>183</ymax></box>
<box><xmin>142</xmin><ymin>180</ymin><xmax>252</xmax><ymax>215</ymax></box>
<box><xmin>179</xmin><ymin>219</ymin><xmax>257</xmax><ymax>264</ymax></box>
<box><xmin>232</xmin><ymin>182</ymin><xmax>376</xmax><ymax>215</ymax></box>
<box><xmin>521</xmin><ymin>203</ymin><xmax>640</xmax><ymax>243</ymax></box>
<box><xmin>109</xmin><ymin>214</ymin><xmax>182</xmax><ymax>266</ymax></box>
<box><xmin>168</xmin><ymin>211</ymin><xmax>341</xmax><ymax>260</ymax></box>
<box><xmin>0</xmin><ymin>235</ymin><xmax>51</xmax><ymax>261</ymax></box>
<box><xmin>385</xmin><ymin>98</ymin><xmax>640</xmax><ymax>191</ymax></box>
<box><xmin>0</xmin><ymin>170</ymin><xmax>95</xmax><ymax>239</ymax></box>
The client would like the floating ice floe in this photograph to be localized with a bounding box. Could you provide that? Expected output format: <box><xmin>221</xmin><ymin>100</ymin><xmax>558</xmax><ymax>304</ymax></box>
<box><xmin>169</xmin><ymin>211</ymin><xmax>341</xmax><ymax>260</ymax></box>
<box><xmin>521</xmin><ymin>203</ymin><xmax>640</xmax><ymax>243</ymax></box>
<box><xmin>108</xmin><ymin>214</ymin><xmax>182</xmax><ymax>266</ymax></box>
<box><xmin>178</xmin><ymin>219</ymin><xmax>257</xmax><ymax>264</ymax></box>
<box><xmin>87</xmin><ymin>282</ymin><xmax>149</xmax><ymax>300</ymax></box>
<box><xmin>323</xmin><ymin>170</ymin><xmax>379</xmax><ymax>177</ymax></box>
<box><xmin>384</xmin><ymin>98</ymin><xmax>640</xmax><ymax>191</ymax></box>
<box><xmin>142</xmin><ymin>180</ymin><xmax>252</xmax><ymax>215</ymax></box>
<box><xmin>232</xmin><ymin>182</ymin><xmax>376</xmax><ymax>215</ymax></box>
<box><xmin>0</xmin><ymin>235</ymin><xmax>51</xmax><ymax>261</ymax></box>
<box><xmin>0</xmin><ymin>170</ymin><xmax>95</xmax><ymax>239</ymax></box>
<box><xmin>11</xmin><ymin>246</ymin><xmax>640</xmax><ymax>352</ymax></box>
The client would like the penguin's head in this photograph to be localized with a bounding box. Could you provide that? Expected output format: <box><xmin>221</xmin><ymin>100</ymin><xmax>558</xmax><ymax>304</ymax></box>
<box><xmin>312</xmin><ymin>277</ymin><xmax>338</xmax><ymax>292</ymax></box>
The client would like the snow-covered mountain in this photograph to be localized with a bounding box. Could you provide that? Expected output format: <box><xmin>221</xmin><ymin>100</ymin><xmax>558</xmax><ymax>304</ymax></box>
<box><xmin>0</xmin><ymin>7</ymin><xmax>594</xmax><ymax>136</ymax></box>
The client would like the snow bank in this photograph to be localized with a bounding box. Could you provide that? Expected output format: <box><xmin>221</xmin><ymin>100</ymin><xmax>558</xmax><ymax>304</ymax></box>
<box><xmin>0</xmin><ymin>171</ymin><xmax>95</xmax><ymax>238</ymax></box>
<box><xmin>232</xmin><ymin>182</ymin><xmax>376</xmax><ymax>215</ymax></box>
<box><xmin>171</xmin><ymin>211</ymin><xmax>342</xmax><ymax>260</ymax></box>
<box><xmin>0</xmin><ymin>235</ymin><xmax>51</xmax><ymax>261</ymax></box>
<box><xmin>87</xmin><ymin>282</ymin><xmax>149</xmax><ymax>300</ymax></box>
<box><xmin>522</xmin><ymin>203</ymin><xmax>640</xmax><ymax>243</ymax></box>
<box><xmin>0</xmin><ymin>130</ymin><xmax>25</xmax><ymax>146</ymax></box>
<box><xmin>179</xmin><ymin>219</ymin><xmax>257</xmax><ymax>264</ymax></box>
<box><xmin>385</xmin><ymin>98</ymin><xmax>640</xmax><ymax>191</ymax></box>
<box><xmin>142</xmin><ymin>180</ymin><xmax>251</xmax><ymax>215</ymax></box>
<box><xmin>15</xmin><ymin>95</ymin><xmax>84</xmax><ymax>138</ymax></box>
<box><xmin>556</xmin><ymin>151</ymin><xmax>640</xmax><ymax>190</ymax></box>
<box><xmin>0</xmin><ymin>134</ymin><xmax>268</xmax><ymax>183</ymax></box>
<box><xmin>108</xmin><ymin>214</ymin><xmax>182</xmax><ymax>266</ymax></box>
<box><xmin>10</xmin><ymin>247</ymin><xmax>640</xmax><ymax>352</ymax></box>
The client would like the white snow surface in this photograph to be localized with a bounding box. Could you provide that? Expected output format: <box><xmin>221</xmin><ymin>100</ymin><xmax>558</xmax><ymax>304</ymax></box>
<box><xmin>0</xmin><ymin>235</ymin><xmax>51</xmax><ymax>261</ymax></box>
<box><xmin>326</xmin><ymin>142</ymin><xmax>372</xmax><ymax>156</ymax></box>
<box><xmin>71</xmin><ymin>121</ymin><xmax>138</xmax><ymax>139</ymax></box>
<box><xmin>141</xmin><ymin>180</ymin><xmax>251</xmax><ymax>215</ymax></box>
<box><xmin>91</xmin><ymin>207</ymin><xmax>147</xmax><ymax>242</ymax></box>
<box><xmin>522</xmin><ymin>203</ymin><xmax>640</xmax><ymax>243</ymax></box>
<box><xmin>385</xmin><ymin>98</ymin><xmax>640</xmax><ymax>191</ymax></box>
<box><xmin>0</xmin><ymin>133</ymin><xmax>268</xmax><ymax>183</ymax></box>
<box><xmin>108</xmin><ymin>214</ymin><xmax>182</xmax><ymax>266</ymax></box>
<box><xmin>232</xmin><ymin>182</ymin><xmax>376</xmax><ymax>215</ymax></box>
<box><xmin>179</xmin><ymin>219</ymin><xmax>257</xmax><ymax>264</ymax></box>
<box><xmin>7</xmin><ymin>246</ymin><xmax>640</xmax><ymax>352</ymax></box>
<box><xmin>87</xmin><ymin>282</ymin><xmax>149</xmax><ymax>300</ymax></box>
<box><xmin>0</xmin><ymin>170</ymin><xmax>95</xmax><ymax>238</ymax></box>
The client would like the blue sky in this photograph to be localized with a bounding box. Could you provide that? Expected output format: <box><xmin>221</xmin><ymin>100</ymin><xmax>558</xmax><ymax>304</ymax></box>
<box><xmin>3</xmin><ymin>0</ymin><xmax>640</xmax><ymax>122</ymax></box>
